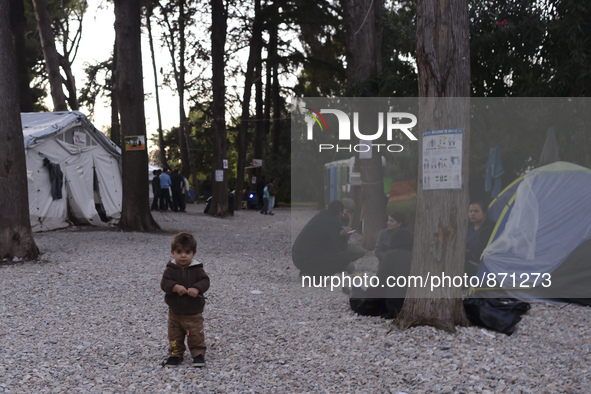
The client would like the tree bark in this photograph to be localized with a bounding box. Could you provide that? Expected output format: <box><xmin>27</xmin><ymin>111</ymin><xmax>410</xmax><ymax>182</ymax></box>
<box><xmin>341</xmin><ymin>0</ymin><xmax>386</xmax><ymax>249</ymax></box>
<box><xmin>209</xmin><ymin>0</ymin><xmax>228</xmax><ymax>216</ymax></box>
<box><xmin>31</xmin><ymin>0</ymin><xmax>68</xmax><ymax>111</ymax></box>
<box><xmin>59</xmin><ymin>54</ymin><xmax>79</xmax><ymax>110</ymax></box>
<box><xmin>110</xmin><ymin>40</ymin><xmax>121</xmax><ymax>147</ymax></box>
<box><xmin>114</xmin><ymin>0</ymin><xmax>159</xmax><ymax>231</ymax></box>
<box><xmin>9</xmin><ymin>0</ymin><xmax>35</xmax><ymax>112</ymax></box>
<box><xmin>268</xmin><ymin>2</ymin><xmax>281</xmax><ymax>155</ymax></box>
<box><xmin>236</xmin><ymin>0</ymin><xmax>263</xmax><ymax>209</ymax></box>
<box><xmin>397</xmin><ymin>0</ymin><xmax>471</xmax><ymax>330</ymax></box>
<box><xmin>0</xmin><ymin>0</ymin><xmax>39</xmax><ymax>260</ymax></box>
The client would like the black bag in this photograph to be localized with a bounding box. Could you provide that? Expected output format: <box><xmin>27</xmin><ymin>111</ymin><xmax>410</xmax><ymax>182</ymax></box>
<box><xmin>463</xmin><ymin>298</ymin><xmax>530</xmax><ymax>335</ymax></box>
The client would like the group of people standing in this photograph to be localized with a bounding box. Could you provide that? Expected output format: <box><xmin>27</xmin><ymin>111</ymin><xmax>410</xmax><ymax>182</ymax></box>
<box><xmin>151</xmin><ymin>169</ymin><xmax>190</xmax><ymax>212</ymax></box>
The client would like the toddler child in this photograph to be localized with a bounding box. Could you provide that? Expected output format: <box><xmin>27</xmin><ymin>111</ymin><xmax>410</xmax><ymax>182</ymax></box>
<box><xmin>161</xmin><ymin>232</ymin><xmax>210</xmax><ymax>367</ymax></box>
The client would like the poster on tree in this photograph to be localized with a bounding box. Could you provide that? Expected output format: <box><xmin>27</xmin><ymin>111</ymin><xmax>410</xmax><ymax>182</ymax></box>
<box><xmin>421</xmin><ymin>128</ymin><xmax>463</xmax><ymax>190</ymax></box>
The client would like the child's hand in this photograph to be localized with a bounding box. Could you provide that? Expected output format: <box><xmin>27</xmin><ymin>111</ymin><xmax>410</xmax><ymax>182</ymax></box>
<box><xmin>173</xmin><ymin>284</ymin><xmax>188</xmax><ymax>295</ymax></box>
<box><xmin>187</xmin><ymin>288</ymin><xmax>200</xmax><ymax>297</ymax></box>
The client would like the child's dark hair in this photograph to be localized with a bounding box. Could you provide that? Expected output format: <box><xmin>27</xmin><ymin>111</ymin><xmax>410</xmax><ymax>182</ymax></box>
<box><xmin>171</xmin><ymin>232</ymin><xmax>197</xmax><ymax>252</ymax></box>
<box><xmin>388</xmin><ymin>211</ymin><xmax>406</xmax><ymax>227</ymax></box>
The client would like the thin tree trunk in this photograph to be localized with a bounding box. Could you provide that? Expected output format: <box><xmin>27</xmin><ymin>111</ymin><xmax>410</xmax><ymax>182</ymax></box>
<box><xmin>253</xmin><ymin>50</ymin><xmax>264</xmax><ymax>161</ymax></box>
<box><xmin>397</xmin><ymin>0</ymin><xmax>471</xmax><ymax>330</ymax></box>
<box><xmin>268</xmin><ymin>2</ymin><xmax>281</xmax><ymax>155</ymax></box>
<box><xmin>341</xmin><ymin>0</ymin><xmax>386</xmax><ymax>249</ymax></box>
<box><xmin>146</xmin><ymin>5</ymin><xmax>169</xmax><ymax>169</ymax></box>
<box><xmin>114</xmin><ymin>0</ymin><xmax>159</xmax><ymax>231</ymax></box>
<box><xmin>110</xmin><ymin>40</ymin><xmax>121</xmax><ymax>147</ymax></box>
<box><xmin>236</xmin><ymin>0</ymin><xmax>263</xmax><ymax>209</ymax></box>
<box><xmin>210</xmin><ymin>0</ymin><xmax>228</xmax><ymax>216</ymax></box>
<box><xmin>177</xmin><ymin>0</ymin><xmax>198</xmax><ymax>201</ymax></box>
<box><xmin>31</xmin><ymin>0</ymin><xmax>68</xmax><ymax>111</ymax></box>
<box><xmin>0</xmin><ymin>0</ymin><xmax>39</xmax><ymax>259</ymax></box>
<box><xmin>263</xmin><ymin>35</ymin><xmax>272</xmax><ymax>146</ymax></box>
<box><xmin>59</xmin><ymin>54</ymin><xmax>79</xmax><ymax>110</ymax></box>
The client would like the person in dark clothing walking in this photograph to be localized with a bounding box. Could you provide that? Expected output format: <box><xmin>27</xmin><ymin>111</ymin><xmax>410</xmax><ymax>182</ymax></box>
<box><xmin>170</xmin><ymin>170</ymin><xmax>184</xmax><ymax>212</ymax></box>
<box><xmin>151</xmin><ymin>169</ymin><xmax>161</xmax><ymax>211</ymax></box>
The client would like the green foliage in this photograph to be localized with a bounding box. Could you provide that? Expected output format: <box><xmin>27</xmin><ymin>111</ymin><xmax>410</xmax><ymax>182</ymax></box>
<box><xmin>289</xmin><ymin>0</ymin><xmax>348</xmax><ymax>97</ymax></box>
<box><xmin>79</xmin><ymin>58</ymin><xmax>113</xmax><ymax>119</ymax></box>
<box><xmin>470</xmin><ymin>0</ymin><xmax>549</xmax><ymax>97</ymax></box>
<box><xmin>378</xmin><ymin>0</ymin><xmax>418</xmax><ymax>97</ymax></box>
<box><xmin>541</xmin><ymin>0</ymin><xmax>591</xmax><ymax>96</ymax></box>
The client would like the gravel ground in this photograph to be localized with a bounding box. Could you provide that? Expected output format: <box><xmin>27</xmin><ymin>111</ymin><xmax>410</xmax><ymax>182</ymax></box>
<box><xmin>1</xmin><ymin>203</ymin><xmax>590</xmax><ymax>393</ymax></box>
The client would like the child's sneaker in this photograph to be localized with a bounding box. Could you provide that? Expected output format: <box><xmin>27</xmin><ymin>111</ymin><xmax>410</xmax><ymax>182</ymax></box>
<box><xmin>164</xmin><ymin>356</ymin><xmax>182</xmax><ymax>367</ymax></box>
<box><xmin>192</xmin><ymin>355</ymin><xmax>205</xmax><ymax>368</ymax></box>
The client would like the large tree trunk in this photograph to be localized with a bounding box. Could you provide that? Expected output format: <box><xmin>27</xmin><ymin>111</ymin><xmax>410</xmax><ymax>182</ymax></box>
<box><xmin>209</xmin><ymin>0</ymin><xmax>228</xmax><ymax>216</ymax></box>
<box><xmin>0</xmin><ymin>0</ymin><xmax>39</xmax><ymax>260</ymax></box>
<box><xmin>9</xmin><ymin>0</ymin><xmax>35</xmax><ymax>112</ymax></box>
<box><xmin>341</xmin><ymin>0</ymin><xmax>386</xmax><ymax>249</ymax></box>
<box><xmin>31</xmin><ymin>0</ymin><xmax>68</xmax><ymax>111</ymax></box>
<box><xmin>114</xmin><ymin>0</ymin><xmax>159</xmax><ymax>231</ymax></box>
<box><xmin>397</xmin><ymin>0</ymin><xmax>471</xmax><ymax>330</ymax></box>
<box><xmin>236</xmin><ymin>0</ymin><xmax>263</xmax><ymax>209</ymax></box>
<box><xmin>146</xmin><ymin>5</ymin><xmax>168</xmax><ymax>169</ymax></box>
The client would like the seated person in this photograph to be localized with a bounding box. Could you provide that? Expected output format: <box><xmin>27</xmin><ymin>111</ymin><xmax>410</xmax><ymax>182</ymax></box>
<box><xmin>340</xmin><ymin>198</ymin><xmax>366</xmax><ymax>264</ymax></box>
<box><xmin>374</xmin><ymin>212</ymin><xmax>414</xmax><ymax>264</ymax></box>
<box><xmin>292</xmin><ymin>200</ymin><xmax>361</xmax><ymax>276</ymax></box>
<box><xmin>465</xmin><ymin>201</ymin><xmax>495</xmax><ymax>277</ymax></box>
<box><xmin>349</xmin><ymin>249</ymin><xmax>413</xmax><ymax>318</ymax></box>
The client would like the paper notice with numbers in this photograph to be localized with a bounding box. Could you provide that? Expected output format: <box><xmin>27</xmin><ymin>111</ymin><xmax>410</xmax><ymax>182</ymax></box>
<box><xmin>421</xmin><ymin>129</ymin><xmax>463</xmax><ymax>190</ymax></box>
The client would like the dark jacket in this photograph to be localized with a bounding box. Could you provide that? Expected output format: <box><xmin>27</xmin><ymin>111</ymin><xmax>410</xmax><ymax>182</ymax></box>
<box><xmin>292</xmin><ymin>210</ymin><xmax>347</xmax><ymax>261</ymax></box>
<box><xmin>374</xmin><ymin>227</ymin><xmax>414</xmax><ymax>262</ymax></box>
<box><xmin>161</xmin><ymin>260</ymin><xmax>210</xmax><ymax>315</ymax></box>
<box><xmin>170</xmin><ymin>173</ymin><xmax>184</xmax><ymax>193</ymax></box>
<box><xmin>152</xmin><ymin>175</ymin><xmax>161</xmax><ymax>194</ymax></box>
<box><xmin>43</xmin><ymin>158</ymin><xmax>63</xmax><ymax>200</ymax></box>
<box><xmin>466</xmin><ymin>217</ymin><xmax>495</xmax><ymax>263</ymax></box>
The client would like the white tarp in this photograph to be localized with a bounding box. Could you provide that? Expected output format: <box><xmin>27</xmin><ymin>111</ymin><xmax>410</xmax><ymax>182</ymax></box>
<box><xmin>22</xmin><ymin>111</ymin><xmax>123</xmax><ymax>232</ymax></box>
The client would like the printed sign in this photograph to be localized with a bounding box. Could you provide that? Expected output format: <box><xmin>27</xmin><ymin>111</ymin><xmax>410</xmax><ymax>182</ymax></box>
<box><xmin>124</xmin><ymin>135</ymin><xmax>146</xmax><ymax>151</ymax></box>
<box><xmin>422</xmin><ymin>128</ymin><xmax>463</xmax><ymax>190</ymax></box>
<box><xmin>215</xmin><ymin>169</ymin><xmax>224</xmax><ymax>182</ymax></box>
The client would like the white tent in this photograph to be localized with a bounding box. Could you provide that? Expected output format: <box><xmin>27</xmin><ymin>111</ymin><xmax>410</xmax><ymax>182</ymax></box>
<box><xmin>22</xmin><ymin>111</ymin><xmax>123</xmax><ymax>232</ymax></box>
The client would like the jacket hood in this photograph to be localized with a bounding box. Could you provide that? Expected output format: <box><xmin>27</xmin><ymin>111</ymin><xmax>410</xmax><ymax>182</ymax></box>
<box><xmin>167</xmin><ymin>259</ymin><xmax>203</xmax><ymax>268</ymax></box>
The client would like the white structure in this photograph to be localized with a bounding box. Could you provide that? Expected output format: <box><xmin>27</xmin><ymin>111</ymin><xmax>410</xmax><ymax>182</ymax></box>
<box><xmin>22</xmin><ymin>111</ymin><xmax>122</xmax><ymax>231</ymax></box>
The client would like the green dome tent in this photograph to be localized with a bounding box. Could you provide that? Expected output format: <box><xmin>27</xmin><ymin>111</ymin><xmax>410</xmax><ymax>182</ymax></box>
<box><xmin>474</xmin><ymin>162</ymin><xmax>591</xmax><ymax>304</ymax></box>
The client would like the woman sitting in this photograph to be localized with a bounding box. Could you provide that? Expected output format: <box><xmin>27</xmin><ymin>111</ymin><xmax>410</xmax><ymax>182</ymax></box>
<box><xmin>465</xmin><ymin>201</ymin><xmax>495</xmax><ymax>276</ymax></box>
<box><xmin>374</xmin><ymin>211</ymin><xmax>414</xmax><ymax>264</ymax></box>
